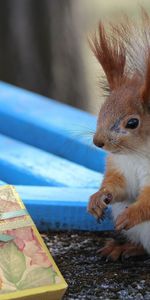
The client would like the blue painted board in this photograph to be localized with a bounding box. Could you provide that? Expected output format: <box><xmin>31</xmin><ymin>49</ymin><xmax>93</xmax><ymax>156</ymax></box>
<box><xmin>16</xmin><ymin>186</ymin><xmax>114</xmax><ymax>231</ymax></box>
<box><xmin>0</xmin><ymin>82</ymin><xmax>106</xmax><ymax>172</ymax></box>
<box><xmin>0</xmin><ymin>134</ymin><xmax>103</xmax><ymax>187</ymax></box>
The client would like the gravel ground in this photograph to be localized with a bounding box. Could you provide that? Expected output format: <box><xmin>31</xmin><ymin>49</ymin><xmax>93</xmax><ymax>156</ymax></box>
<box><xmin>43</xmin><ymin>231</ymin><xmax>150</xmax><ymax>300</ymax></box>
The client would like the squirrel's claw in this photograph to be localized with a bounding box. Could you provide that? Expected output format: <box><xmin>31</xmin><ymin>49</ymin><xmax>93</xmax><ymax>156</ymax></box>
<box><xmin>88</xmin><ymin>190</ymin><xmax>112</xmax><ymax>221</ymax></box>
<box><xmin>97</xmin><ymin>210</ymin><xmax>106</xmax><ymax>223</ymax></box>
<box><xmin>115</xmin><ymin>214</ymin><xmax>128</xmax><ymax>231</ymax></box>
<box><xmin>115</xmin><ymin>208</ymin><xmax>130</xmax><ymax>230</ymax></box>
<box><xmin>115</xmin><ymin>206</ymin><xmax>140</xmax><ymax>231</ymax></box>
<box><xmin>88</xmin><ymin>191</ymin><xmax>107</xmax><ymax>219</ymax></box>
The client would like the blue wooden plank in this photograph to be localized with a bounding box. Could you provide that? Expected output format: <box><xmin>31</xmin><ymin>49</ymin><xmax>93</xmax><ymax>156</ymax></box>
<box><xmin>0</xmin><ymin>134</ymin><xmax>103</xmax><ymax>187</ymax></box>
<box><xmin>0</xmin><ymin>82</ymin><xmax>106</xmax><ymax>172</ymax></box>
<box><xmin>15</xmin><ymin>186</ymin><xmax>114</xmax><ymax>231</ymax></box>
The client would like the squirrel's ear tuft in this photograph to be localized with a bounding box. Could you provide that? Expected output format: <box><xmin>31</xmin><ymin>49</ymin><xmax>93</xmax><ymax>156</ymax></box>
<box><xmin>140</xmin><ymin>53</ymin><xmax>150</xmax><ymax>104</ymax></box>
<box><xmin>89</xmin><ymin>22</ymin><xmax>126</xmax><ymax>91</ymax></box>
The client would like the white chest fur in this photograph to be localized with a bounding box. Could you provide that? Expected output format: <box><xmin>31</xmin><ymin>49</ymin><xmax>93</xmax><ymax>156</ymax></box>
<box><xmin>110</xmin><ymin>152</ymin><xmax>150</xmax><ymax>254</ymax></box>
<box><xmin>112</xmin><ymin>152</ymin><xmax>150</xmax><ymax>200</ymax></box>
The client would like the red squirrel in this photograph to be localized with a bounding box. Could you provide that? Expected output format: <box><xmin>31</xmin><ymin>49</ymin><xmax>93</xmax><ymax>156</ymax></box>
<box><xmin>88</xmin><ymin>10</ymin><xmax>150</xmax><ymax>261</ymax></box>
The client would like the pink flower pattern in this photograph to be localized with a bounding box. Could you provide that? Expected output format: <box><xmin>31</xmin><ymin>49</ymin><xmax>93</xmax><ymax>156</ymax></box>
<box><xmin>6</xmin><ymin>227</ymin><xmax>51</xmax><ymax>268</ymax></box>
<box><xmin>0</xmin><ymin>195</ymin><xmax>51</xmax><ymax>268</ymax></box>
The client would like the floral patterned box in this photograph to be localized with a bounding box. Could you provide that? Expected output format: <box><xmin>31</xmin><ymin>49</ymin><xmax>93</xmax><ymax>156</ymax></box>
<box><xmin>0</xmin><ymin>185</ymin><xmax>67</xmax><ymax>300</ymax></box>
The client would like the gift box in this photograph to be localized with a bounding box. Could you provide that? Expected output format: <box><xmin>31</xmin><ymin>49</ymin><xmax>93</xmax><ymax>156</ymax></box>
<box><xmin>0</xmin><ymin>185</ymin><xmax>67</xmax><ymax>300</ymax></box>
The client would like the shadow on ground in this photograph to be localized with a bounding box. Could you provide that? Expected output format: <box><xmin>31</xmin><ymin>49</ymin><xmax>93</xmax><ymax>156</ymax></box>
<box><xmin>43</xmin><ymin>231</ymin><xmax>150</xmax><ymax>300</ymax></box>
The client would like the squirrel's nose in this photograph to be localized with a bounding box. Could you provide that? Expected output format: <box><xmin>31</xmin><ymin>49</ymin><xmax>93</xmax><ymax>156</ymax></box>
<box><xmin>93</xmin><ymin>136</ymin><xmax>105</xmax><ymax>148</ymax></box>
<box><xmin>96</xmin><ymin>141</ymin><xmax>105</xmax><ymax>148</ymax></box>
<box><xmin>98</xmin><ymin>141</ymin><xmax>105</xmax><ymax>148</ymax></box>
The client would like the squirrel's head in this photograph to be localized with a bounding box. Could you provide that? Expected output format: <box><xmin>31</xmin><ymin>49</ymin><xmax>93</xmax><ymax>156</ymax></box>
<box><xmin>90</xmin><ymin>14</ymin><xmax>150</xmax><ymax>154</ymax></box>
<box><xmin>94</xmin><ymin>78</ymin><xmax>150</xmax><ymax>154</ymax></box>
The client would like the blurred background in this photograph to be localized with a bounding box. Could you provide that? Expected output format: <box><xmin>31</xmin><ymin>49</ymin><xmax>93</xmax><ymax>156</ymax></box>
<box><xmin>1</xmin><ymin>0</ymin><xmax>150</xmax><ymax>114</ymax></box>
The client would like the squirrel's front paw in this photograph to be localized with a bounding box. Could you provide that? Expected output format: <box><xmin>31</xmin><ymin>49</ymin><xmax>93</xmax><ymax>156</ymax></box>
<box><xmin>115</xmin><ymin>205</ymin><xmax>140</xmax><ymax>231</ymax></box>
<box><xmin>87</xmin><ymin>189</ymin><xmax>112</xmax><ymax>220</ymax></box>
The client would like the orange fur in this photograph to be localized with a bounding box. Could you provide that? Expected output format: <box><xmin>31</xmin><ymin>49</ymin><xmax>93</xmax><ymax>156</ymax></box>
<box><xmin>102</xmin><ymin>157</ymin><xmax>126</xmax><ymax>202</ymax></box>
<box><xmin>90</xmin><ymin>9</ymin><xmax>150</xmax><ymax>96</ymax></box>
<box><xmin>99</xmin><ymin>239</ymin><xmax>145</xmax><ymax>261</ymax></box>
<box><xmin>88</xmin><ymin>157</ymin><xmax>126</xmax><ymax>219</ymax></box>
<box><xmin>89</xmin><ymin>22</ymin><xmax>126</xmax><ymax>90</ymax></box>
<box><xmin>141</xmin><ymin>54</ymin><xmax>150</xmax><ymax>103</ymax></box>
<box><xmin>116</xmin><ymin>186</ymin><xmax>150</xmax><ymax>230</ymax></box>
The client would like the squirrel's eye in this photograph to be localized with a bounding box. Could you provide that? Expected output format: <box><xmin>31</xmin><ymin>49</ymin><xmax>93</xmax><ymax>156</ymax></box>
<box><xmin>125</xmin><ymin>118</ymin><xmax>139</xmax><ymax>129</ymax></box>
